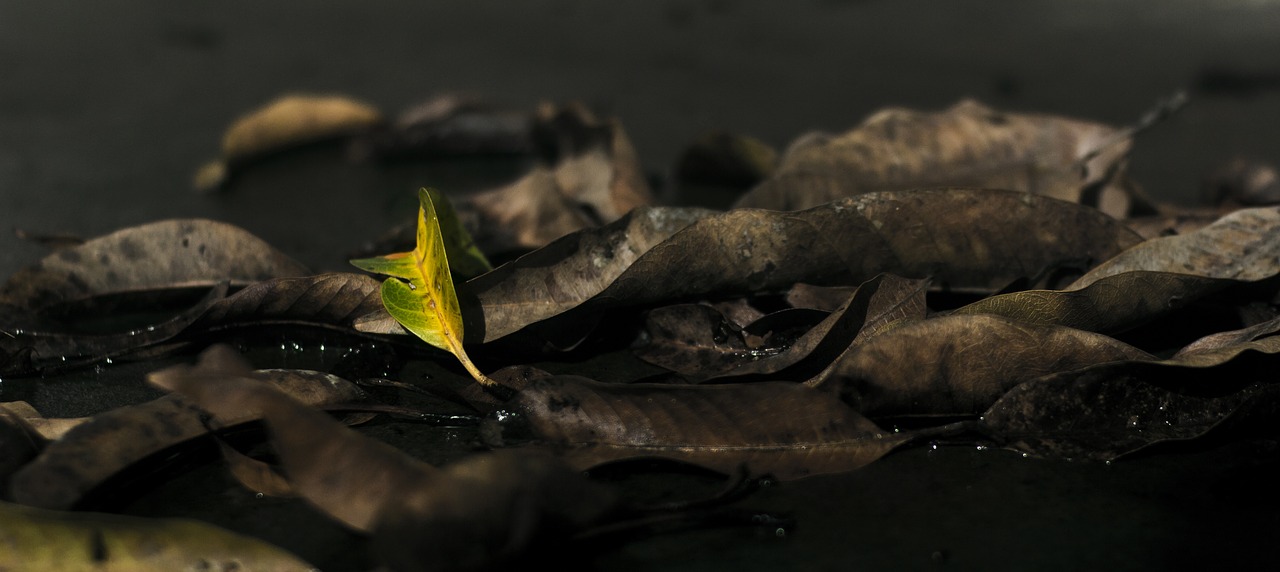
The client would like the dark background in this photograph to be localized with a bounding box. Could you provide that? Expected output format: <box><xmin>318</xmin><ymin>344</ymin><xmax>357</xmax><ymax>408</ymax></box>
<box><xmin>4</xmin><ymin>0</ymin><xmax>1280</xmax><ymax>278</ymax></box>
<box><xmin>4</xmin><ymin>2</ymin><xmax>1280</xmax><ymax>570</ymax></box>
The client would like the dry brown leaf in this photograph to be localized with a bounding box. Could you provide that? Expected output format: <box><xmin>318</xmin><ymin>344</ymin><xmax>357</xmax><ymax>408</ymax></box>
<box><xmin>196</xmin><ymin>94</ymin><xmax>383</xmax><ymax>192</ymax></box>
<box><xmin>1071</xmin><ymin>205</ymin><xmax>1280</xmax><ymax>288</ymax></box>
<box><xmin>808</xmin><ymin>314</ymin><xmax>1152</xmax><ymax>418</ymax></box>
<box><xmin>509</xmin><ymin>375</ymin><xmax>913</xmax><ymax>480</ymax></box>
<box><xmin>0</xmin><ymin>219</ymin><xmax>309</xmax><ymax>312</ymax></box>
<box><xmin>459</xmin><ymin>188</ymin><xmax>1140</xmax><ymax>343</ymax></box>
<box><xmin>11</xmin><ymin>346</ymin><xmax>366</xmax><ymax>509</ymax></box>
<box><xmin>736</xmin><ymin>99</ymin><xmax>1140</xmax><ymax>218</ymax></box>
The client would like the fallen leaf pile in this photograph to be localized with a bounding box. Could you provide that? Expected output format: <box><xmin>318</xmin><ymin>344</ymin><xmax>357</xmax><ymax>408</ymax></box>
<box><xmin>3</xmin><ymin>93</ymin><xmax>1278</xmax><ymax>570</ymax></box>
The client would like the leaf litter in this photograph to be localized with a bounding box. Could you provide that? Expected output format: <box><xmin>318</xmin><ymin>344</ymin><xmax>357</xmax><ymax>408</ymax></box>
<box><xmin>4</xmin><ymin>96</ymin><xmax>1280</xmax><ymax>570</ymax></box>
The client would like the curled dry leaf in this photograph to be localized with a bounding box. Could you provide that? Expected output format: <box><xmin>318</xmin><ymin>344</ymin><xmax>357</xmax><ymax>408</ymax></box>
<box><xmin>350</xmin><ymin>93</ymin><xmax>534</xmax><ymax>161</ymax></box>
<box><xmin>637</xmin><ymin>274</ymin><xmax>928</xmax><ymax>382</ymax></box>
<box><xmin>1070</xmin><ymin>205</ymin><xmax>1280</xmax><ymax>288</ymax></box>
<box><xmin>736</xmin><ymin>100</ymin><xmax>1140</xmax><ymax>218</ymax></box>
<box><xmin>10</xmin><ymin>345</ymin><xmax>366</xmax><ymax>510</ymax></box>
<box><xmin>190</xmin><ymin>273</ymin><xmax>385</xmax><ymax>332</ymax></box>
<box><xmin>530</xmin><ymin>101</ymin><xmax>653</xmax><ymax>224</ymax></box>
<box><xmin>1202</xmin><ymin>157</ymin><xmax>1280</xmax><ymax>206</ymax></box>
<box><xmin>0</xmin><ymin>219</ymin><xmax>309</xmax><ymax>312</ymax></box>
<box><xmin>951</xmin><ymin>271</ymin><xmax>1231</xmax><ymax>335</ymax></box>
<box><xmin>462</xmin><ymin>168</ymin><xmax>598</xmax><ymax>254</ymax></box>
<box><xmin>1</xmin><ymin>401</ymin><xmax>85</xmax><ymax>442</ymax></box>
<box><xmin>372</xmin><ymin>451</ymin><xmax>621</xmax><ymax>572</ymax></box>
<box><xmin>458</xmin><ymin>188</ymin><xmax>1139</xmax><ymax>343</ymax></box>
<box><xmin>1</xmin><ymin>403</ymin><xmax>45</xmax><ymax>499</ymax></box>
<box><xmin>149</xmin><ymin>350</ymin><xmax>622</xmax><ymax>572</ymax></box>
<box><xmin>0</xmin><ymin>500</ymin><xmax>315</xmax><ymax>572</ymax></box>
<box><xmin>808</xmin><ymin>314</ymin><xmax>1152</xmax><ymax>418</ymax></box>
<box><xmin>449</xmin><ymin>102</ymin><xmax>655</xmax><ymax>255</ymax></box>
<box><xmin>979</xmin><ymin>325</ymin><xmax>1280</xmax><ymax>460</ymax></box>
<box><xmin>0</xmin><ymin>273</ymin><xmax>397</xmax><ymax>376</ymax></box>
<box><xmin>955</xmin><ymin>205</ymin><xmax>1280</xmax><ymax>333</ymax></box>
<box><xmin>196</xmin><ymin>94</ymin><xmax>383</xmax><ymax>192</ymax></box>
<box><xmin>506</xmin><ymin>375</ymin><xmax>913</xmax><ymax>480</ymax></box>
<box><xmin>0</xmin><ymin>284</ymin><xmax>227</xmax><ymax>375</ymax></box>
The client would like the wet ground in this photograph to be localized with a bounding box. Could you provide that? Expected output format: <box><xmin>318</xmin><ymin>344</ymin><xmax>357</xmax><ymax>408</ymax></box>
<box><xmin>4</xmin><ymin>1</ymin><xmax>1280</xmax><ymax>570</ymax></box>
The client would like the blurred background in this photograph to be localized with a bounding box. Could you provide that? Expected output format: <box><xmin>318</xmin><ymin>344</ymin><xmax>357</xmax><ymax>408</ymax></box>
<box><xmin>4</xmin><ymin>0</ymin><xmax>1280</xmax><ymax>278</ymax></box>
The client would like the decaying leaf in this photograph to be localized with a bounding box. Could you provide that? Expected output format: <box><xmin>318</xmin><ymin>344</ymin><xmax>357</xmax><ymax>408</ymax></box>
<box><xmin>637</xmin><ymin>274</ymin><xmax>928</xmax><ymax>382</ymax></box>
<box><xmin>0</xmin><ymin>401</ymin><xmax>84</xmax><ymax>442</ymax></box>
<box><xmin>446</xmin><ymin>102</ymin><xmax>656</xmax><ymax>255</ymax></box>
<box><xmin>979</xmin><ymin>323</ymin><xmax>1280</xmax><ymax>460</ymax></box>
<box><xmin>0</xmin><ymin>219</ymin><xmax>309</xmax><ymax>313</ymax></box>
<box><xmin>462</xmin><ymin>168</ymin><xmax>597</xmax><ymax>254</ymax></box>
<box><xmin>954</xmin><ymin>205</ymin><xmax>1280</xmax><ymax>333</ymax></box>
<box><xmin>195</xmin><ymin>94</ymin><xmax>383</xmax><ymax>192</ymax></box>
<box><xmin>0</xmin><ymin>284</ymin><xmax>227</xmax><ymax>375</ymax></box>
<box><xmin>1</xmin><ymin>404</ymin><xmax>45</xmax><ymax>500</ymax></box>
<box><xmin>149</xmin><ymin>349</ymin><xmax>623</xmax><ymax>572</ymax></box>
<box><xmin>808</xmin><ymin>314</ymin><xmax>1152</xmax><ymax>418</ymax></box>
<box><xmin>351</xmin><ymin>188</ymin><xmax>494</xmax><ymax>386</ymax></box>
<box><xmin>11</xmin><ymin>346</ymin><xmax>366</xmax><ymax>510</ymax></box>
<box><xmin>459</xmin><ymin>188</ymin><xmax>1140</xmax><ymax>343</ymax></box>
<box><xmin>530</xmin><ymin>101</ymin><xmax>653</xmax><ymax>224</ymax></box>
<box><xmin>736</xmin><ymin>100</ymin><xmax>1142</xmax><ymax>218</ymax></box>
<box><xmin>1070</xmin><ymin>205</ymin><xmax>1280</xmax><ymax>288</ymax></box>
<box><xmin>350</xmin><ymin>93</ymin><xmax>534</xmax><ymax>161</ymax></box>
<box><xmin>190</xmin><ymin>273</ymin><xmax>385</xmax><ymax>332</ymax></box>
<box><xmin>505</xmin><ymin>375</ymin><xmax>915</xmax><ymax>480</ymax></box>
<box><xmin>1202</xmin><ymin>157</ymin><xmax>1280</xmax><ymax>206</ymax></box>
<box><xmin>950</xmin><ymin>270</ymin><xmax>1234</xmax><ymax>335</ymax></box>
<box><xmin>0</xmin><ymin>500</ymin><xmax>315</xmax><ymax>571</ymax></box>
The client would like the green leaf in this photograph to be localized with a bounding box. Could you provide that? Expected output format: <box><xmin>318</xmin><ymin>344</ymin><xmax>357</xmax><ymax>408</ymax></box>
<box><xmin>350</xmin><ymin>188</ymin><xmax>494</xmax><ymax>386</ymax></box>
<box><xmin>425</xmin><ymin>187</ymin><xmax>492</xmax><ymax>278</ymax></box>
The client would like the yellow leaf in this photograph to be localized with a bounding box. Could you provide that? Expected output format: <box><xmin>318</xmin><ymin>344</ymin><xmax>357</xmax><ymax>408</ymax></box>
<box><xmin>350</xmin><ymin>188</ymin><xmax>495</xmax><ymax>387</ymax></box>
<box><xmin>425</xmin><ymin>187</ymin><xmax>492</xmax><ymax>279</ymax></box>
<box><xmin>0</xmin><ymin>500</ymin><xmax>315</xmax><ymax>571</ymax></box>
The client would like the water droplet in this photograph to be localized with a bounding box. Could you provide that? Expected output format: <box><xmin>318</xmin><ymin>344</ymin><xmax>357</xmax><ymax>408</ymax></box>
<box><xmin>1021</xmin><ymin>453</ymin><xmax>1029</xmax><ymax>458</ymax></box>
<box><xmin>1105</xmin><ymin>460</ymin><xmax>1112</xmax><ymax>466</ymax></box>
<box><xmin>255</xmin><ymin>493</ymin><xmax>264</xmax><ymax>499</ymax></box>
<box><xmin>929</xmin><ymin>441</ymin><xmax>939</xmax><ymax>451</ymax></box>
<box><xmin>104</xmin><ymin>358</ymin><xmax>113</xmax><ymax>364</ymax></box>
